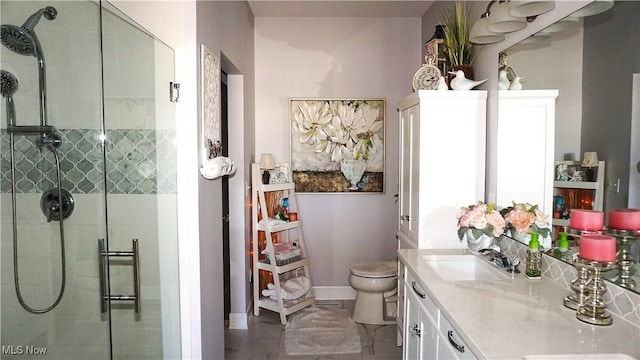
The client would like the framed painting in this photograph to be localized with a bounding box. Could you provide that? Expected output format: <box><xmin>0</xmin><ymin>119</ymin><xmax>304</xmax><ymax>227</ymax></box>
<box><xmin>290</xmin><ymin>98</ymin><xmax>385</xmax><ymax>193</ymax></box>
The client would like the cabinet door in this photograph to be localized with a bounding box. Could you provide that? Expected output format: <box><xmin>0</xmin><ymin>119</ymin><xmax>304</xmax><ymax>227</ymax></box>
<box><xmin>403</xmin><ymin>286</ymin><xmax>438</xmax><ymax>360</ymax></box>
<box><xmin>403</xmin><ymin>283</ymin><xmax>420</xmax><ymax>360</ymax></box>
<box><xmin>418</xmin><ymin>310</ymin><xmax>438</xmax><ymax>360</ymax></box>
<box><xmin>398</xmin><ymin>105</ymin><xmax>419</xmax><ymax>241</ymax></box>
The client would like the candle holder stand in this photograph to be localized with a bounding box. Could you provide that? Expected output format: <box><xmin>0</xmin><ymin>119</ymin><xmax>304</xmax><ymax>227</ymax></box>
<box><xmin>606</xmin><ymin>229</ymin><xmax>639</xmax><ymax>289</ymax></box>
<box><xmin>563</xmin><ymin>258</ymin><xmax>591</xmax><ymax>310</ymax></box>
<box><xmin>566</xmin><ymin>228</ymin><xmax>603</xmax><ymax>238</ymax></box>
<box><xmin>563</xmin><ymin>228</ymin><xmax>603</xmax><ymax>310</ymax></box>
<box><xmin>575</xmin><ymin>258</ymin><xmax>617</xmax><ymax>326</ymax></box>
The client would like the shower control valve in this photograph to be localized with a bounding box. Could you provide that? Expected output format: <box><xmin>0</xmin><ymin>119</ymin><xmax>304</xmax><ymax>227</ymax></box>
<box><xmin>40</xmin><ymin>188</ymin><xmax>74</xmax><ymax>222</ymax></box>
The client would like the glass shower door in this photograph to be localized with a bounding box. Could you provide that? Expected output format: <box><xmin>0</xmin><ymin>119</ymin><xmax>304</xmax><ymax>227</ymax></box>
<box><xmin>1</xmin><ymin>1</ymin><xmax>180</xmax><ymax>358</ymax></box>
<box><xmin>99</xmin><ymin>2</ymin><xmax>180</xmax><ymax>359</ymax></box>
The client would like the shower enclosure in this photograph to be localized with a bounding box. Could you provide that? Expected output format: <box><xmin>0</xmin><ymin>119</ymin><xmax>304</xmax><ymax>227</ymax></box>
<box><xmin>1</xmin><ymin>1</ymin><xmax>180</xmax><ymax>358</ymax></box>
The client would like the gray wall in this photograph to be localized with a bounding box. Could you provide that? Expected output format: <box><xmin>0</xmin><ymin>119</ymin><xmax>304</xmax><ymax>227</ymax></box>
<box><xmin>582</xmin><ymin>0</ymin><xmax>640</xmax><ymax>211</ymax></box>
<box><xmin>196</xmin><ymin>1</ymin><xmax>256</xmax><ymax>359</ymax></box>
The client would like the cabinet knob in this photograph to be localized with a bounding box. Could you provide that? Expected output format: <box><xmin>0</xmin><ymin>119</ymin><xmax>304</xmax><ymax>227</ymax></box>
<box><xmin>410</xmin><ymin>324</ymin><xmax>421</xmax><ymax>337</ymax></box>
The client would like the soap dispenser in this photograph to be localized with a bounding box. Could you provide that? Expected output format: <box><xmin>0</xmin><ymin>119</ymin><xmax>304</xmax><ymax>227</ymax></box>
<box><xmin>526</xmin><ymin>232</ymin><xmax>542</xmax><ymax>279</ymax></box>
<box><xmin>554</xmin><ymin>232</ymin><xmax>574</xmax><ymax>263</ymax></box>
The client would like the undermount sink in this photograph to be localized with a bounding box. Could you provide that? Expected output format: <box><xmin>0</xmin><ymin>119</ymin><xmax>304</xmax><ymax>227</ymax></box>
<box><xmin>422</xmin><ymin>254</ymin><xmax>509</xmax><ymax>281</ymax></box>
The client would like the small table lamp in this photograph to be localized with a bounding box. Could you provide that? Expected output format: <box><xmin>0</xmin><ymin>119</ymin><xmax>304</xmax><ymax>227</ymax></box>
<box><xmin>582</xmin><ymin>152</ymin><xmax>599</xmax><ymax>182</ymax></box>
<box><xmin>259</xmin><ymin>153</ymin><xmax>275</xmax><ymax>184</ymax></box>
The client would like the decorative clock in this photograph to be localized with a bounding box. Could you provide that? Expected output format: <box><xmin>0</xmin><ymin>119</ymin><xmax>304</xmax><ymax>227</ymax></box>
<box><xmin>412</xmin><ymin>54</ymin><xmax>442</xmax><ymax>91</ymax></box>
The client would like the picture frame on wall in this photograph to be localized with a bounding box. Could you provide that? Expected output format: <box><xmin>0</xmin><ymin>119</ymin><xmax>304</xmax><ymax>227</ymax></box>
<box><xmin>201</xmin><ymin>44</ymin><xmax>221</xmax><ymax>162</ymax></box>
<box><xmin>289</xmin><ymin>98</ymin><xmax>385</xmax><ymax>193</ymax></box>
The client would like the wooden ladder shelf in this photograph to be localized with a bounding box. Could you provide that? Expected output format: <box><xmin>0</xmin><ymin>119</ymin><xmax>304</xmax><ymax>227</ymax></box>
<box><xmin>251</xmin><ymin>163</ymin><xmax>315</xmax><ymax>324</ymax></box>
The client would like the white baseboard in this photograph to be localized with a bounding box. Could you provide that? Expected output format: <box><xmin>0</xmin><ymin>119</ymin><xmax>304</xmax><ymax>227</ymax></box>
<box><xmin>313</xmin><ymin>286</ymin><xmax>357</xmax><ymax>301</ymax></box>
<box><xmin>228</xmin><ymin>313</ymin><xmax>248</xmax><ymax>329</ymax></box>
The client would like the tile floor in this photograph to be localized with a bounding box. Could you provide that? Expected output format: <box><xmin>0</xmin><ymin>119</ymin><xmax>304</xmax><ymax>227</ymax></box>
<box><xmin>224</xmin><ymin>301</ymin><xmax>403</xmax><ymax>359</ymax></box>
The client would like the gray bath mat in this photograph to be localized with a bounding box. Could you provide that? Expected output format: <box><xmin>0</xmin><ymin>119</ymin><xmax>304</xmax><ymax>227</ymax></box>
<box><xmin>284</xmin><ymin>307</ymin><xmax>362</xmax><ymax>355</ymax></box>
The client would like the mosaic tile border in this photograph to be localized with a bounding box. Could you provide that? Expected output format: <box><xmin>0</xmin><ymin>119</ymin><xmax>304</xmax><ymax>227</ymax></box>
<box><xmin>0</xmin><ymin>129</ymin><xmax>176</xmax><ymax>195</ymax></box>
<box><xmin>499</xmin><ymin>235</ymin><xmax>640</xmax><ymax>328</ymax></box>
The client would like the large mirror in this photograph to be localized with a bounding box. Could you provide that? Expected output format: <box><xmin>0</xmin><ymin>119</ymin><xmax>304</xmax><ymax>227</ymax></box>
<box><xmin>500</xmin><ymin>1</ymin><xmax>640</xmax><ymax>293</ymax></box>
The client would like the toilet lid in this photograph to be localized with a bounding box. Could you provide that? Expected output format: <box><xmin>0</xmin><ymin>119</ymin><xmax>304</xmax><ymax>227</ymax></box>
<box><xmin>350</xmin><ymin>261</ymin><xmax>397</xmax><ymax>278</ymax></box>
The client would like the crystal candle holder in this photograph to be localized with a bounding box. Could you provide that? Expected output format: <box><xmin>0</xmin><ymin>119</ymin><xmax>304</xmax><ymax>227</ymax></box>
<box><xmin>575</xmin><ymin>257</ymin><xmax>617</xmax><ymax>326</ymax></box>
<box><xmin>563</xmin><ymin>258</ymin><xmax>590</xmax><ymax>311</ymax></box>
<box><xmin>606</xmin><ymin>228</ymin><xmax>640</xmax><ymax>290</ymax></box>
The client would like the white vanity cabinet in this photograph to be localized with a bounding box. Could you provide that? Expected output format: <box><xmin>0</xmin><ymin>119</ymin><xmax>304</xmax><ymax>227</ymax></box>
<box><xmin>397</xmin><ymin>91</ymin><xmax>487</xmax><ymax>250</ymax></box>
<box><xmin>403</xmin><ymin>268</ymin><xmax>476</xmax><ymax>360</ymax></box>
<box><xmin>496</xmin><ymin>90</ymin><xmax>558</xmax><ymax>216</ymax></box>
<box><xmin>403</xmin><ymin>270</ymin><xmax>438</xmax><ymax>359</ymax></box>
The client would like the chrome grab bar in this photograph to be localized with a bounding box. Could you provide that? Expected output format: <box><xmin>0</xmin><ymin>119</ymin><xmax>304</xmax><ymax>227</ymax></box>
<box><xmin>98</xmin><ymin>238</ymin><xmax>141</xmax><ymax>313</ymax></box>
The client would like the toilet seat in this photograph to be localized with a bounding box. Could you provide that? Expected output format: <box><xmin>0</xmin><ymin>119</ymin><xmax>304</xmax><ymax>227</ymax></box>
<box><xmin>350</xmin><ymin>261</ymin><xmax>397</xmax><ymax>278</ymax></box>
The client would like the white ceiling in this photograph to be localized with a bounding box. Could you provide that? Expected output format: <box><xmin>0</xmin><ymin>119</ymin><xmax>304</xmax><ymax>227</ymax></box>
<box><xmin>248</xmin><ymin>1</ymin><xmax>435</xmax><ymax>18</ymax></box>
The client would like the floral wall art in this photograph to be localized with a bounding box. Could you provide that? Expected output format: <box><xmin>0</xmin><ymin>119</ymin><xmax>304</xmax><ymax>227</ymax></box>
<box><xmin>290</xmin><ymin>99</ymin><xmax>385</xmax><ymax>193</ymax></box>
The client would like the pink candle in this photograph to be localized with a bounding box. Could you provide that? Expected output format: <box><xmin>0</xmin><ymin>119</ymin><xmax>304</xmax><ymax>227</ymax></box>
<box><xmin>608</xmin><ymin>208</ymin><xmax>640</xmax><ymax>231</ymax></box>
<box><xmin>569</xmin><ymin>209</ymin><xmax>604</xmax><ymax>231</ymax></box>
<box><xmin>579</xmin><ymin>234</ymin><xmax>617</xmax><ymax>262</ymax></box>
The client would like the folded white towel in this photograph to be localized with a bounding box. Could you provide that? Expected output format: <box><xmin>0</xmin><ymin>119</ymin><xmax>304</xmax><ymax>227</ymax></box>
<box><xmin>260</xmin><ymin>277</ymin><xmax>310</xmax><ymax>300</ymax></box>
<box><xmin>258</xmin><ymin>218</ymin><xmax>287</xmax><ymax>226</ymax></box>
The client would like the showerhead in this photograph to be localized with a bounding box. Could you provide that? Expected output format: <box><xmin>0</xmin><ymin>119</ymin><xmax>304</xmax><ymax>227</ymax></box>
<box><xmin>1</xmin><ymin>69</ymin><xmax>19</xmax><ymax>127</ymax></box>
<box><xmin>1</xmin><ymin>6</ymin><xmax>57</xmax><ymax>56</ymax></box>
<box><xmin>1</xmin><ymin>70</ymin><xmax>18</xmax><ymax>98</ymax></box>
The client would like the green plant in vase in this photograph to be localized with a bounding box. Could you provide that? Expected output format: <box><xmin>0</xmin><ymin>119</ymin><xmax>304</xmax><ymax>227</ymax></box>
<box><xmin>439</xmin><ymin>1</ymin><xmax>475</xmax><ymax>81</ymax></box>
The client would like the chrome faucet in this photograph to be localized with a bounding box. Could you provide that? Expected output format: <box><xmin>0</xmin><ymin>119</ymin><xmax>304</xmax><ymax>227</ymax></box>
<box><xmin>480</xmin><ymin>248</ymin><xmax>521</xmax><ymax>274</ymax></box>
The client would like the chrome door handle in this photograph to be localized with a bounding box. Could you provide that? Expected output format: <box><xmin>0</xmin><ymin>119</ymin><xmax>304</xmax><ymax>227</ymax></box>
<box><xmin>98</xmin><ymin>239</ymin><xmax>108</xmax><ymax>313</ymax></box>
<box><xmin>98</xmin><ymin>238</ymin><xmax>141</xmax><ymax>313</ymax></box>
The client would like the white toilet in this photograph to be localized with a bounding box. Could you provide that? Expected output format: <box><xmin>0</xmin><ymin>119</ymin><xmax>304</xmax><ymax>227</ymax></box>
<box><xmin>349</xmin><ymin>260</ymin><xmax>398</xmax><ymax>325</ymax></box>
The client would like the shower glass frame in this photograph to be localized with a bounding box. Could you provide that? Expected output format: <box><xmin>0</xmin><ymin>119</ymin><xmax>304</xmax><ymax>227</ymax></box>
<box><xmin>0</xmin><ymin>1</ymin><xmax>181</xmax><ymax>358</ymax></box>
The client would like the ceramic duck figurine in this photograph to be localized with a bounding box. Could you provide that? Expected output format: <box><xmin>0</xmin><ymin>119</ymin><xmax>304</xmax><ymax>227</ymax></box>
<box><xmin>509</xmin><ymin>76</ymin><xmax>525</xmax><ymax>90</ymax></box>
<box><xmin>437</xmin><ymin>76</ymin><xmax>449</xmax><ymax>91</ymax></box>
<box><xmin>498</xmin><ymin>70</ymin><xmax>510</xmax><ymax>90</ymax></box>
<box><xmin>448</xmin><ymin>70</ymin><xmax>487</xmax><ymax>90</ymax></box>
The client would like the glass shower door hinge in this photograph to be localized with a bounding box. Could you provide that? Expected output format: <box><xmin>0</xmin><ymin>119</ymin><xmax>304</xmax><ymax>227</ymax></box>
<box><xmin>170</xmin><ymin>82</ymin><xmax>180</xmax><ymax>103</ymax></box>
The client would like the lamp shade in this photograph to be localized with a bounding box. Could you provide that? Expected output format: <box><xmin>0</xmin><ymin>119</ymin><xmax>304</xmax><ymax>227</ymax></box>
<box><xmin>539</xmin><ymin>16</ymin><xmax>579</xmax><ymax>34</ymax></box>
<box><xmin>582</xmin><ymin>152</ymin><xmax>599</xmax><ymax>167</ymax></box>
<box><xmin>572</xmin><ymin>0</ymin><xmax>613</xmax><ymax>17</ymax></box>
<box><xmin>487</xmin><ymin>1</ymin><xmax>527</xmax><ymax>34</ymax></box>
<box><xmin>470</xmin><ymin>16</ymin><xmax>505</xmax><ymax>44</ymax></box>
<box><xmin>259</xmin><ymin>153</ymin><xmax>275</xmax><ymax>169</ymax></box>
<box><xmin>522</xmin><ymin>33</ymin><xmax>550</xmax><ymax>44</ymax></box>
<box><xmin>509</xmin><ymin>1</ymin><xmax>555</xmax><ymax>18</ymax></box>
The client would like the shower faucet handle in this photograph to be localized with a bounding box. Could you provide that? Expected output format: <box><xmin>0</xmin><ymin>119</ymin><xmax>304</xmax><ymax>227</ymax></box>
<box><xmin>40</xmin><ymin>188</ymin><xmax>74</xmax><ymax>222</ymax></box>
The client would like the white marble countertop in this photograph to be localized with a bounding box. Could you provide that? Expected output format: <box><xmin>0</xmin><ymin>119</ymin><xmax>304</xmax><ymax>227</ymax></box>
<box><xmin>398</xmin><ymin>248</ymin><xmax>640</xmax><ymax>359</ymax></box>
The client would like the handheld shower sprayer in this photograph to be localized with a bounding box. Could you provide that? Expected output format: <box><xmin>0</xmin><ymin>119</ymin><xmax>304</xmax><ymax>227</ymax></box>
<box><xmin>1</xmin><ymin>70</ymin><xmax>19</xmax><ymax>127</ymax></box>
<box><xmin>0</xmin><ymin>7</ymin><xmax>57</xmax><ymax>57</ymax></box>
<box><xmin>1</xmin><ymin>6</ymin><xmax>57</xmax><ymax>128</ymax></box>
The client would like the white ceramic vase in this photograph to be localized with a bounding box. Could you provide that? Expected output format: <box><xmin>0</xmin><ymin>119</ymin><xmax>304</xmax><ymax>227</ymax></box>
<box><xmin>341</xmin><ymin>159</ymin><xmax>366</xmax><ymax>190</ymax></box>
<box><xmin>464</xmin><ymin>229</ymin><xmax>494</xmax><ymax>255</ymax></box>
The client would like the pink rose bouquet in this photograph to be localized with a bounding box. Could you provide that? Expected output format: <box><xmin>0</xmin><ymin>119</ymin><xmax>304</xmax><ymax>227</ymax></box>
<box><xmin>501</xmin><ymin>202</ymin><xmax>550</xmax><ymax>238</ymax></box>
<box><xmin>456</xmin><ymin>201</ymin><xmax>506</xmax><ymax>241</ymax></box>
